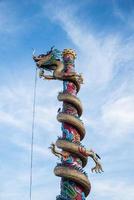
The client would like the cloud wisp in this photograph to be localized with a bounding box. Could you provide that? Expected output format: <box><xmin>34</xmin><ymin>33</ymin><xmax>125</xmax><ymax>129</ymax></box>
<box><xmin>43</xmin><ymin>1</ymin><xmax>134</xmax><ymax>88</ymax></box>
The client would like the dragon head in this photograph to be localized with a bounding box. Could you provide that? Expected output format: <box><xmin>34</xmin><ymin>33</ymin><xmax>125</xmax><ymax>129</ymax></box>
<box><xmin>33</xmin><ymin>47</ymin><xmax>62</xmax><ymax>71</ymax></box>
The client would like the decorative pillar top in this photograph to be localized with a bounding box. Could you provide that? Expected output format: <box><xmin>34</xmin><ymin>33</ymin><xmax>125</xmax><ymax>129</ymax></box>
<box><xmin>62</xmin><ymin>49</ymin><xmax>77</xmax><ymax>60</ymax></box>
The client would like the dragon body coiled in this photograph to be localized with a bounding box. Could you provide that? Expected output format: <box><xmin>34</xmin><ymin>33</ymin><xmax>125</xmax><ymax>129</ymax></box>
<box><xmin>55</xmin><ymin>61</ymin><xmax>90</xmax><ymax>199</ymax></box>
<box><xmin>33</xmin><ymin>48</ymin><xmax>103</xmax><ymax>200</ymax></box>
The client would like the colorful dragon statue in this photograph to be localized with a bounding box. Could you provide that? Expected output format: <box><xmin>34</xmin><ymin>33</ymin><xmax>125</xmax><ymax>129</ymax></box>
<box><xmin>33</xmin><ymin>47</ymin><xmax>103</xmax><ymax>200</ymax></box>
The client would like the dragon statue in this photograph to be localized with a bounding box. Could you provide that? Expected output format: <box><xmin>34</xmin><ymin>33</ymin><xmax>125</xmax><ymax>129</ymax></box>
<box><xmin>33</xmin><ymin>47</ymin><xmax>103</xmax><ymax>200</ymax></box>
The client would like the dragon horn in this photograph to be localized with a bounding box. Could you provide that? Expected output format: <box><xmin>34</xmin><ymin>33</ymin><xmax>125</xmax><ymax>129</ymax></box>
<box><xmin>51</xmin><ymin>46</ymin><xmax>55</xmax><ymax>50</ymax></box>
<box><xmin>96</xmin><ymin>153</ymin><xmax>101</xmax><ymax>159</ymax></box>
<box><xmin>32</xmin><ymin>48</ymin><xmax>36</xmax><ymax>56</ymax></box>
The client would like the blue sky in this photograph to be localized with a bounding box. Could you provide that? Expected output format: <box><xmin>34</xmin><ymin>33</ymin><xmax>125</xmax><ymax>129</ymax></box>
<box><xmin>0</xmin><ymin>0</ymin><xmax>134</xmax><ymax>199</ymax></box>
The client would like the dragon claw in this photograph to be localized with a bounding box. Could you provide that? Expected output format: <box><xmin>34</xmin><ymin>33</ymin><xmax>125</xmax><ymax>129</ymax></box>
<box><xmin>39</xmin><ymin>69</ymin><xmax>44</xmax><ymax>78</ymax></box>
<box><xmin>91</xmin><ymin>162</ymin><xmax>104</xmax><ymax>173</ymax></box>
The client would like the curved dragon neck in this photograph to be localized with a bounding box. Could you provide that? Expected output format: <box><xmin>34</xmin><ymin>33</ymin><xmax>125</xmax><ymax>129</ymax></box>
<box><xmin>51</xmin><ymin>59</ymin><xmax>80</xmax><ymax>93</ymax></box>
<box><xmin>52</xmin><ymin>60</ymin><xmax>64</xmax><ymax>78</ymax></box>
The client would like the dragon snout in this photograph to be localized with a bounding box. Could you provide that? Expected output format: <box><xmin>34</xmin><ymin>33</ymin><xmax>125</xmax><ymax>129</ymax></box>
<box><xmin>33</xmin><ymin>56</ymin><xmax>39</xmax><ymax>62</ymax></box>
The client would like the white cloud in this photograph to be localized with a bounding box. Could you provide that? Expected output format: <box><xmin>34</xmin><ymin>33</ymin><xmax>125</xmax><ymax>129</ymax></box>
<box><xmin>0</xmin><ymin>1</ymin><xmax>25</xmax><ymax>35</ymax></box>
<box><xmin>0</xmin><ymin>111</ymin><xmax>25</xmax><ymax>128</ymax></box>
<box><xmin>0</xmin><ymin>167</ymin><xmax>59</xmax><ymax>200</ymax></box>
<box><xmin>102</xmin><ymin>96</ymin><xmax>134</xmax><ymax>125</ymax></box>
<box><xmin>101</xmin><ymin>96</ymin><xmax>134</xmax><ymax>137</ymax></box>
<box><xmin>84</xmin><ymin>95</ymin><xmax>134</xmax><ymax>140</ymax></box>
<box><xmin>13</xmin><ymin>139</ymin><xmax>53</xmax><ymax>159</ymax></box>
<box><xmin>43</xmin><ymin>2</ymin><xmax>134</xmax><ymax>88</ymax></box>
<box><xmin>92</xmin><ymin>179</ymin><xmax>134</xmax><ymax>200</ymax></box>
<box><xmin>0</xmin><ymin>84</ymin><xmax>32</xmax><ymax>131</ymax></box>
<box><xmin>0</xmin><ymin>75</ymin><xmax>60</xmax><ymax>131</ymax></box>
